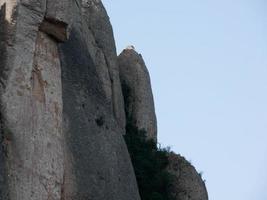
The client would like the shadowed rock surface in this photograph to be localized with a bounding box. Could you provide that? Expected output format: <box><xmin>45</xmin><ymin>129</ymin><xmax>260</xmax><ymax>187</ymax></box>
<box><xmin>167</xmin><ymin>153</ymin><xmax>209</xmax><ymax>200</ymax></box>
<box><xmin>58</xmin><ymin>1</ymin><xmax>140</xmax><ymax>199</ymax></box>
<box><xmin>0</xmin><ymin>1</ymin><xmax>64</xmax><ymax>199</ymax></box>
<box><xmin>0</xmin><ymin>0</ymin><xmax>208</xmax><ymax>200</ymax></box>
<box><xmin>118</xmin><ymin>48</ymin><xmax>157</xmax><ymax>141</ymax></box>
<box><xmin>118</xmin><ymin>47</ymin><xmax>208</xmax><ymax>200</ymax></box>
<box><xmin>81</xmin><ymin>0</ymin><xmax>126</xmax><ymax>130</ymax></box>
<box><xmin>0</xmin><ymin>1</ymin><xmax>140</xmax><ymax>200</ymax></box>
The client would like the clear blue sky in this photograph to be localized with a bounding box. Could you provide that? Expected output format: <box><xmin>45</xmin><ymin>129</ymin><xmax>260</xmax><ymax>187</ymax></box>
<box><xmin>102</xmin><ymin>1</ymin><xmax>267</xmax><ymax>199</ymax></box>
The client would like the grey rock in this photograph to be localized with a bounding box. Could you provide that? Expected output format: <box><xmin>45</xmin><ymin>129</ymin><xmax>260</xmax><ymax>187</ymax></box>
<box><xmin>41</xmin><ymin>0</ymin><xmax>70</xmax><ymax>42</ymax></box>
<box><xmin>0</xmin><ymin>5</ymin><xmax>8</xmax><ymax>190</ymax></box>
<box><xmin>167</xmin><ymin>153</ymin><xmax>209</xmax><ymax>200</ymax></box>
<box><xmin>0</xmin><ymin>1</ymin><xmax>209</xmax><ymax>200</ymax></box>
<box><xmin>45</xmin><ymin>0</ymin><xmax>70</xmax><ymax>24</ymax></box>
<box><xmin>118</xmin><ymin>48</ymin><xmax>157</xmax><ymax>140</ymax></box>
<box><xmin>81</xmin><ymin>0</ymin><xmax>126</xmax><ymax>131</ymax></box>
<box><xmin>39</xmin><ymin>18</ymin><xmax>68</xmax><ymax>42</ymax></box>
<box><xmin>0</xmin><ymin>0</ymin><xmax>141</xmax><ymax>200</ymax></box>
<box><xmin>0</xmin><ymin>1</ymin><xmax>64</xmax><ymax>199</ymax></box>
<box><xmin>58</xmin><ymin>1</ymin><xmax>140</xmax><ymax>198</ymax></box>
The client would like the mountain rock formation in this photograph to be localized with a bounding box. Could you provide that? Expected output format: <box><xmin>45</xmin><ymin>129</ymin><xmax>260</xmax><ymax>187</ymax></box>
<box><xmin>0</xmin><ymin>0</ymin><xmax>208</xmax><ymax>200</ymax></box>
<box><xmin>0</xmin><ymin>0</ymin><xmax>138</xmax><ymax>199</ymax></box>
<box><xmin>118</xmin><ymin>47</ymin><xmax>208</xmax><ymax>200</ymax></box>
<box><xmin>167</xmin><ymin>153</ymin><xmax>209</xmax><ymax>200</ymax></box>
<box><xmin>118</xmin><ymin>47</ymin><xmax>157</xmax><ymax>141</ymax></box>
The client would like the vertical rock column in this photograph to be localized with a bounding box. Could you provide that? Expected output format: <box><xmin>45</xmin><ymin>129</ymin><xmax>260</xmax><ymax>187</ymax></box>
<box><xmin>58</xmin><ymin>1</ymin><xmax>141</xmax><ymax>199</ymax></box>
<box><xmin>118</xmin><ymin>47</ymin><xmax>209</xmax><ymax>200</ymax></box>
<box><xmin>0</xmin><ymin>1</ymin><xmax>69</xmax><ymax>199</ymax></box>
<box><xmin>118</xmin><ymin>47</ymin><xmax>157</xmax><ymax>141</ymax></box>
<box><xmin>81</xmin><ymin>0</ymin><xmax>126</xmax><ymax>130</ymax></box>
<box><xmin>0</xmin><ymin>1</ymin><xmax>142</xmax><ymax>200</ymax></box>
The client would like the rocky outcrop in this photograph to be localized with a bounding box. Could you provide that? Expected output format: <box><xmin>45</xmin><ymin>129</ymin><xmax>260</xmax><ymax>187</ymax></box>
<box><xmin>0</xmin><ymin>1</ymin><xmax>140</xmax><ymax>200</ymax></box>
<box><xmin>167</xmin><ymin>153</ymin><xmax>208</xmax><ymax>200</ymax></box>
<box><xmin>118</xmin><ymin>47</ymin><xmax>157</xmax><ymax>140</ymax></box>
<box><xmin>0</xmin><ymin>1</ymin><xmax>65</xmax><ymax>199</ymax></box>
<box><xmin>0</xmin><ymin>0</ymin><xmax>208</xmax><ymax>200</ymax></box>
<box><xmin>81</xmin><ymin>0</ymin><xmax>126</xmax><ymax>130</ymax></box>
<box><xmin>118</xmin><ymin>47</ymin><xmax>208</xmax><ymax>200</ymax></box>
<box><xmin>59</xmin><ymin>1</ymin><xmax>139</xmax><ymax>199</ymax></box>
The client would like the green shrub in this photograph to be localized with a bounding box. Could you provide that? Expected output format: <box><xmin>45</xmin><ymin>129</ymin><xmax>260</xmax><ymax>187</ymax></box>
<box><xmin>124</xmin><ymin>124</ymin><xmax>174</xmax><ymax>200</ymax></box>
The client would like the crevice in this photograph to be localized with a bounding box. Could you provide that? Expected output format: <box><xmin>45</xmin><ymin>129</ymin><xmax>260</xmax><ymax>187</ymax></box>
<box><xmin>0</xmin><ymin>3</ymin><xmax>8</xmax><ymax>91</ymax></box>
<box><xmin>0</xmin><ymin>112</ymin><xmax>9</xmax><ymax>199</ymax></box>
<box><xmin>102</xmin><ymin>53</ymin><xmax>117</xmax><ymax>120</ymax></box>
<box><xmin>60</xmin><ymin>172</ymin><xmax>65</xmax><ymax>200</ymax></box>
<box><xmin>74</xmin><ymin>0</ymin><xmax>81</xmax><ymax>9</ymax></box>
<box><xmin>31</xmin><ymin>63</ymin><xmax>46</xmax><ymax>104</ymax></box>
<box><xmin>95</xmin><ymin>116</ymin><xmax>105</xmax><ymax>127</ymax></box>
<box><xmin>39</xmin><ymin>17</ymin><xmax>68</xmax><ymax>42</ymax></box>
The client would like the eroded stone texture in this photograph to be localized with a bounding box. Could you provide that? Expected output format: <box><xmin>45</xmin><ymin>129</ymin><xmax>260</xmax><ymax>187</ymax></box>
<box><xmin>167</xmin><ymin>153</ymin><xmax>209</xmax><ymax>200</ymax></box>
<box><xmin>0</xmin><ymin>1</ymin><xmax>141</xmax><ymax>199</ymax></box>
<box><xmin>81</xmin><ymin>0</ymin><xmax>126</xmax><ymax>131</ymax></box>
<box><xmin>41</xmin><ymin>0</ymin><xmax>70</xmax><ymax>42</ymax></box>
<box><xmin>58</xmin><ymin>1</ymin><xmax>140</xmax><ymax>198</ymax></box>
<box><xmin>45</xmin><ymin>0</ymin><xmax>70</xmax><ymax>25</ymax></box>
<box><xmin>118</xmin><ymin>48</ymin><xmax>157</xmax><ymax>141</ymax></box>
<box><xmin>39</xmin><ymin>18</ymin><xmax>68</xmax><ymax>42</ymax></box>
<box><xmin>0</xmin><ymin>1</ymin><xmax>209</xmax><ymax>200</ymax></box>
<box><xmin>0</xmin><ymin>4</ymin><xmax>8</xmax><ymax>199</ymax></box>
<box><xmin>0</xmin><ymin>1</ymin><xmax>65</xmax><ymax>200</ymax></box>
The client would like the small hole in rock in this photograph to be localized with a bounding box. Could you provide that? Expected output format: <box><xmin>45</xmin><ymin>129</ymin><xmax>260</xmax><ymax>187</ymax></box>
<box><xmin>95</xmin><ymin>116</ymin><xmax>104</xmax><ymax>127</ymax></box>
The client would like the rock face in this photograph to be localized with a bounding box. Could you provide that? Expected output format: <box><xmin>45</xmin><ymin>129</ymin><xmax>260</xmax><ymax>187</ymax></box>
<box><xmin>118</xmin><ymin>48</ymin><xmax>157</xmax><ymax>140</ymax></box>
<box><xmin>59</xmin><ymin>1</ymin><xmax>139</xmax><ymax>199</ymax></box>
<box><xmin>0</xmin><ymin>1</ymin><xmax>208</xmax><ymax>200</ymax></box>
<box><xmin>167</xmin><ymin>153</ymin><xmax>209</xmax><ymax>200</ymax></box>
<box><xmin>0</xmin><ymin>0</ymin><xmax>139</xmax><ymax>200</ymax></box>
<box><xmin>81</xmin><ymin>0</ymin><xmax>126</xmax><ymax>130</ymax></box>
<box><xmin>0</xmin><ymin>1</ymin><xmax>66</xmax><ymax>199</ymax></box>
<box><xmin>118</xmin><ymin>48</ymin><xmax>208</xmax><ymax>200</ymax></box>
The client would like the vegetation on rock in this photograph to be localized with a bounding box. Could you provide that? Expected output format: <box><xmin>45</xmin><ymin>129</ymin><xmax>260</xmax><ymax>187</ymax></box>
<box><xmin>124</xmin><ymin>124</ymin><xmax>174</xmax><ymax>200</ymax></box>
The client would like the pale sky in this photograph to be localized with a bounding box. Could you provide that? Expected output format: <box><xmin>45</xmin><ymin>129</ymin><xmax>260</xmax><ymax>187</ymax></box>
<box><xmin>102</xmin><ymin>1</ymin><xmax>267</xmax><ymax>200</ymax></box>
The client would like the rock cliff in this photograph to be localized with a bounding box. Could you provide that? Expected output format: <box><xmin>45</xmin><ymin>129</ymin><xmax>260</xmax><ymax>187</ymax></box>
<box><xmin>118</xmin><ymin>47</ymin><xmax>157</xmax><ymax>141</ymax></box>
<box><xmin>119</xmin><ymin>47</ymin><xmax>208</xmax><ymax>200</ymax></box>
<box><xmin>0</xmin><ymin>0</ymin><xmax>208</xmax><ymax>200</ymax></box>
<box><xmin>0</xmin><ymin>0</ymin><xmax>138</xmax><ymax>199</ymax></box>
